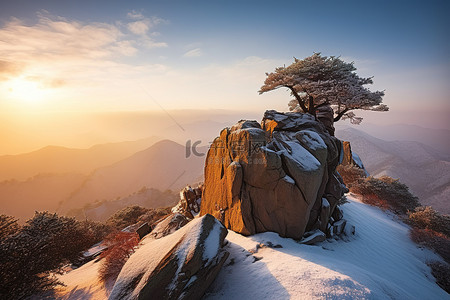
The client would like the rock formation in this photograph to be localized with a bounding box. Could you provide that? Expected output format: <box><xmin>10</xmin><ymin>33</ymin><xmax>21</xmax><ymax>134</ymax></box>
<box><xmin>200</xmin><ymin>110</ymin><xmax>347</xmax><ymax>240</ymax></box>
<box><xmin>316</xmin><ymin>105</ymin><xmax>335</xmax><ymax>136</ymax></box>
<box><xmin>172</xmin><ymin>185</ymin><xmax>202</xmax><ymax>219</ymax></box>
<box><xmin>109</xmin><ymin>214</ymin><xmax>229</xmax><ymax>300</ymax></box>
<box><xmin>340</xmin><ymin>141</ymin><xmax>369</xmax><ymax>176</ymax></box>
<box><xmin>148</xmin><ymin>213</ymin><xmax>190</xmax><ymax>239</ymax></box>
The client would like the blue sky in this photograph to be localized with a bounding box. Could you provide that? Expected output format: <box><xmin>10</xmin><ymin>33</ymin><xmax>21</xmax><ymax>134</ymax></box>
<box><xmin>0</xmin><ymin>0</ymin><xmax>449</xmax><ymax>132</ymax></box>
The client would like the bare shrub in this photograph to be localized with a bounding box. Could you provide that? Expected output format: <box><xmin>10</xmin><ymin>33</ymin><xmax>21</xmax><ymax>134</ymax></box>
<box><xmin>106</xmin><ymin>206</ymin><xmax>150</xmax><ymax>230</ymax></box>
<box><xmin>0</xmin><ymin>215</ymin><xmax>20</xmax><ymax>239</ymax></box>
<box><xmin>80</xmin><ymin>220</ymin><xmax>115</xmax><ymax>244</ymax></box>
<box><xmin>98</xmin><ymin>231</ymin><xmax>139</xmax><ymax>283</ymax></box>
<box><xmin>137</xmin><ymin>207</ymin><xmax>172</xmax><ymax>227</ymax></box>
<box><xmin>357</xmin><ymin>193</ymin><xmax>391</xmax><ymax>211</ymax></box>
<box><xmin>427</xmin><ymin>261</ymin><xmax>450</xmax><ymax>293</ymax></box>
<box><xmin>336</xmin><ymin>165</ymin><xmax>365</xmax><ymax>188</ymax></box>
<box><xmin>408</xmin><ymin>206</ymin><xmax>450</xmax><ymax>237</ymax></box>
<box><xmin>351</xmin><ymin>176</ymin><xmax>419</xmax><ymax>215</ymax></box>
<box><xmin>410</xmin><ymin>227</ymin><xmax>450</xmax><ymax>263</ymax></box>
<box><xmin>0</xmin><ymin>212</ymin><xmax>99</xmax><ymax>299</ymax></box>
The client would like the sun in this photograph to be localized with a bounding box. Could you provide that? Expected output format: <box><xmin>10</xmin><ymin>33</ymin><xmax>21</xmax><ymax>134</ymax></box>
<box><xmin>7</xmin><ymin>77</ymin><xmax>49</xmax><ymax>103</ymax></box>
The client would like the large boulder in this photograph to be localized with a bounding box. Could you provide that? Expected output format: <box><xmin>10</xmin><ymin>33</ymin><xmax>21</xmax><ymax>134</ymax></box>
<box><xmin>109</xmin><ymin>214</ymin><xmax>229</xmax><ymax>300</ymax></box>
<box><xmin>200</xmin><ymin>110</ymin><xmax>345</xmax><ymax>239</ymax></box>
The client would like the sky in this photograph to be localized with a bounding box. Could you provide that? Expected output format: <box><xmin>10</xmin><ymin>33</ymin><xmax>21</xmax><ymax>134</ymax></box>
<box><xmin>0</xmin><ymin>0</ymin><xmax>449</xmax><ymax>154</ymax></box>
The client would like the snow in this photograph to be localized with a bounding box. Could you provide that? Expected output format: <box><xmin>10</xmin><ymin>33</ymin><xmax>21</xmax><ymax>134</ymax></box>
<box><xmin>299</xmin><ymin>229</ymin><xmax>326</xmax><ymax>245</ymax></box>
<box><xmin>58</xmin><ymin>196</ymin><xmax>449</xmax><ymax>300</ymax></box>
<box><xmin>204</xmin><ymin>195</ymin><xmax>449</xmax><ymax>299</ymax></box>
<box><xmin>203</xmin><ymin>221</ymin><xmax>223</xmax><ymax>261</ymax></box>
<box><xmin>322</xmin><ymin>197</ymin><xmax>330</xmax><ymax>209</ymax></box>
<box><xmin>109</xmin><ymin>215</ymin><xmax>225</xmax><ymax>299</ymax></box>
<box><xmin>82</xmin><ymin>242</ymin><xmax>107</xmax><ymax>257</ymax></box>
<box><xmin>55</xmin><ymin>260</ymin><xmax>113</xmax><ymax>300</ymax></box>
<box><xmin>298</xmin><ymin>130</ymin><xmax>327</xmax><ymax>150</ymax></box>
<box><xmin>282</xmin><ymin>175</ymin><xmax>296</xmax><ymax>185</ymax></box>
<box><xmin>282</xmin><ymin>140</ymin><xmax>321</xmax><ymax>171</ymax></box>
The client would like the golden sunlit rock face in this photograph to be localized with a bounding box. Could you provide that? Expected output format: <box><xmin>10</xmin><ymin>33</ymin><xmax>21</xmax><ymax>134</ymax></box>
<box><xmin>201</xmin><ymin>111</ymin><xmax>346</xmax><ymax>239</ymax></box>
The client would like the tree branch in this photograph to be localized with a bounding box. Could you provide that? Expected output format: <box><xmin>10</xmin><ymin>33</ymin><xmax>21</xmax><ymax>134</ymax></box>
<box><xmin>285</xmin><ymin>85</ymin><xmax>308</xmax><ymax>112</ymax></box>
<box><xmin>333</xmin><ymin>107</ymin><xmax>350</xmax><ymax>122</ymax></box>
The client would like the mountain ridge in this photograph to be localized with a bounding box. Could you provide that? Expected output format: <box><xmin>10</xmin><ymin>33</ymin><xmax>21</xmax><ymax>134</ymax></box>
<box><xmin>58</xmin><ymin>139</ymin><xmax>205</xmax><ymax>214</ymax></box>
<box><xmin>0</xmin><ymin>136</ymin><xmax>161</xmax><ymax>182</ymax></box>
<box><xmin>336</xmin><ymin>127</ymin><xmax>450</xmax><ymax>214</ymax></box>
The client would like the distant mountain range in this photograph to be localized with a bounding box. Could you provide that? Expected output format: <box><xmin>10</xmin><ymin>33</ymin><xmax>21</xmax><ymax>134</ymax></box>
<box><xmin>1</xmin><ymin>120</ymin><xmax>448</xmax><ymax>221</ymax></box>
<box><xmin>336</xmin><ymin>123</ymin><xmax>450</xmax><ymax>157</ymax></box>
<box><xmin>67</xmin><ymin>187</ymin><xmax>179</xmax><ymax>222</ymax></box>
<box><xmin>0</xmin><ymin>136</ymin><xmax>161</xmax><ymax>181</ymax></box>
<box><xmin>0</xmin><ymin>173</ymin><xmax>86</xmax><ymax>221</ymax></box>
<box><xmin>59</xmin><ymin>139</ymin><xmax>205</xmax><ymax>213</ymax></box>
<box><xmin>0</xmin><ymin>139</ymin><xmax>205</xmax><ymax>221</ymax></box>
<box><xmin>336</xmin><ymin>127</ymin><xmax>450</xmax><ymax>214</ymax></box>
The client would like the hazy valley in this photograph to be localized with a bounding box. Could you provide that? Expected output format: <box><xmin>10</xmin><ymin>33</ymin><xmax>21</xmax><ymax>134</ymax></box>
<box><xmin>1</xmin><ymin>119</ymin><xmax>448</xmax><ymax>222</ymax></box>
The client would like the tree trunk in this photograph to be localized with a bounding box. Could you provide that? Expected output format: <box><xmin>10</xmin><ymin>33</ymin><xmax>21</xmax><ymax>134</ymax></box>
<box><xmin>308</xmin><ymin>95</ymin><xmax>315</xmax><ymax>115</ymax></box>
<box><xmin>286</xmin><ymin>86</ymin><xmax>308</xmax><ymax>113</ymax></box>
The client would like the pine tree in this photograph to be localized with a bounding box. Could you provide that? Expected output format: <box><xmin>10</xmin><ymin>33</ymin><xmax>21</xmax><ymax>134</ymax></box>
<box><xmin>259</xmin><ymin>53</ymin><xmax>388</xmax><ymax>124</ymax></box>
<box><xmin>0</xmin><ymin>212</ymin><xmax>104</xmax><ymax>299</ymax></box>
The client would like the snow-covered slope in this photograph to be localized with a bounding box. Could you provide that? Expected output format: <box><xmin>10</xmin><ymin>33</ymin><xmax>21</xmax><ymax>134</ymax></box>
<box><xmin>58</xmin><ymin>195</ymin><xmax>448</xmax><ymax>299</ymax></box>
<box><xmin>56</xmin><ymin>260</ymin><xmax>112</xmax><ymax>300</ymax></box>
<box><xmin>204</xmin><ymin>195</ymin><xmax>448</xmax><ymax>299</ymax></box>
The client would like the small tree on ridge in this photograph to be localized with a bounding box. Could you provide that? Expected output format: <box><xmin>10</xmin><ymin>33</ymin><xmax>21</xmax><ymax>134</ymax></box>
<box><xmin>259</xmin><ymin>53</ymin><xmax>388</xmax><ymax>124</ymax></box>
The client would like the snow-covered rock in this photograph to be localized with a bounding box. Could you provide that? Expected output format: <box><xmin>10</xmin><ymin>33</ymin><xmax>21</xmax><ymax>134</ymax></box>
<box><xmin>340</xmin><ymin>140</ymin><xmax>369</xmax><ymax>176</ymax></box>
<box><xmin>109</xmin><ymin>214</ymin><xmax>229</xmax><ymax>300</ymax></box>
<box><xmin>299</xmin><ymin>230</ymin><xmax>326</xmax><ymax>245</ymax></box>
<box><xmin>332</xmin><ymin>219</ymin><xmax>347</xmax><ymax>236</ymax></box>
<box><xmin>200</xmin><ymin>110</ymin><xmax>346</xmax><ymax>240</ymax></box>
<box><xmin>149</xmin><ymin>213</ymin><xmax>189</xmax><ymax>239</ymax></box>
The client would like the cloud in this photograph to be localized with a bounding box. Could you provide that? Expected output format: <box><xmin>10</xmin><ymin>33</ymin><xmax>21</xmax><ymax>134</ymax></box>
<box><xmin>0</xmin><ymin>12</ymin><xmax>285</xmax><ymax>114</ymax></box>
<box><xmin>183</xmin><ymin>48</ymin><xmax>203</xmax><ymax>58</ymax></box>
<box><xmin>127</xmin><ymin>20</ymin><xmax>149</xmax><ymax>35</ymax></box>
<box><xmin>0</xmin><ymin>11</ymin><xmax>168</xmax><ymax>89</ymax></box>
<box><xmin>26</xmin><ymin>75</ymin><xmax>66</xmax><ymax>88</ymax></box>
<box><xmin>0</xmin><ymin>60</ymin><xmax>25</xmax><ymax>81</ymax></box>
<box><xmin>126</xmin><ymin>10</ymin><xmax>168</xmax><ymax>36</ymax></box>
<box><xmin>127</xmin><ymin>10</ymin><xmax>144</xmax><ymax>20</ymax></box>
<box><xmin>142</xmin><ymin>38</ymin><xmax>168</xmax><ymax>49</ymax></box>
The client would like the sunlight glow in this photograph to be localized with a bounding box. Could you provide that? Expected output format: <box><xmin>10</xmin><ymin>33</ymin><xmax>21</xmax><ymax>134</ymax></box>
<box><xmin>7</xmin><ymin>77</ymin><xmax>49</xmax><ymax>103</ymax></box>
